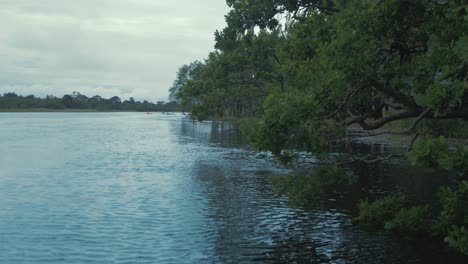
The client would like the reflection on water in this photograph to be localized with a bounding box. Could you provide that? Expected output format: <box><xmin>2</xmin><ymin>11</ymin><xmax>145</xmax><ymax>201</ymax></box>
<box><xmin>0</xmin><ymin>113</ymin><xmax>466</xmax><ymax>263</ymax></box>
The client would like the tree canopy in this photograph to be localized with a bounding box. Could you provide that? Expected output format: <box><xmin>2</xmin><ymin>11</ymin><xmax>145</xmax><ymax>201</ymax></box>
<box><xmin>171</xmin><ymin>0</ymin><xmax>467</xmax><ymax>254</ymax></box>
<box><xmin>176</xmin><ymin>0</ymin><xmax>467</xmax><ymax>154</ymax></box>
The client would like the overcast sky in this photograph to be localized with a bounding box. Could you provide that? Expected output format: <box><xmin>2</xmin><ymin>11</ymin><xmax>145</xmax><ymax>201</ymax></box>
<box><xmin>0</xmin><ymin>0</ymin><xmax>229</xmax><ymax>102</ymax></box>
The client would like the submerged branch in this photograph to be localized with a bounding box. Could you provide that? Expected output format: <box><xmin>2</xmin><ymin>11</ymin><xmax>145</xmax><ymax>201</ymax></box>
<box><xmin>407</xmin><ymin>133</ymin><xmax>420</xmax><ymax>152</ymax></box>
<box><xmin>351</xmin><ymin>154</ymin><xmax>394</xmax><ymax>164</ymax></box>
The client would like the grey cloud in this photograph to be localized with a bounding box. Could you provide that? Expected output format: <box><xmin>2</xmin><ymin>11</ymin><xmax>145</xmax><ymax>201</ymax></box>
<box><xmin>0</xmin><ymin>0</ymin><xmax>228</xmax><ymax>101</ymax></box>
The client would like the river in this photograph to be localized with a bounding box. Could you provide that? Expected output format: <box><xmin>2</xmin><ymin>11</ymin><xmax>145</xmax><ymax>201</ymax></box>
<box><xmin>0</xmin><ymin>113</ymin><xmax>466</xmax><ymax>263</ymax></box>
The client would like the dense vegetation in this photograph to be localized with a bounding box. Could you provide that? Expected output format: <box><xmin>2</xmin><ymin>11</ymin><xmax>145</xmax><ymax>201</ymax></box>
<box><xmin>171</xmin><ymin>0</ymin><xmax>467</xmax><ymax>255</ymax></box>
<box><xmin>0</xmin><ymin>92</ymin><xmax>183</xmax><ymax>112</ymax></box>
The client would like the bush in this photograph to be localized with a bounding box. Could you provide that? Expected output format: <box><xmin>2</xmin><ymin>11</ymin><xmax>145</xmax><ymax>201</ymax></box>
<box><xmin>354</xmin><ymin>196</ymin><xmax>405</xmax><ymax>229</ymax></box>
<box><xmin>271</xmin><ymin>166</ymin><xmax>354</xmax><ymax>208</ymax></box>
<box><xmin>435</xmin><ymin>182</ymin><xmax>468</xmax><ymax>233</ymax></box>
<box><xmin>409</xmin><ymin>137</ymin><xmax>468</xmax><ymax>175</ymax></box>
<box><xmin>434</xmin><ymin>181</ymin><xmax>468</xmax><ymax>255</ymax></box>
<box><xmin>384</xmin><ymin>205</ymin><xmax>432</xmax><ymax>235</ymax></box>
<box><xmin>446</xmin><ymin>226</ymin><xmax>468</xmax><ymax>255</ymax></box>
<box><xmin>238</xmin><ymin>117</ymin><xmax>261</xmax><ymax>140</ymax></box>
<box><xmin>408</xmin><ymin>137</ymin><xmax>451</xmax><ymax>169</ymax></box>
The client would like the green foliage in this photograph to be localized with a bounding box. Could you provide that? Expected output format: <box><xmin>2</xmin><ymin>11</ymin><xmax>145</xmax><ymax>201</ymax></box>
<box><xmin>382</xmin><ymin>118</ymin><xmax>468</xmax><ymax>138</ymax></box>
<box><xmin>354</xmin><ymin>196</ymin><xmax>405</xmax><ymax>229</ymax></box>
<box><xmin>177</xmin><ymin>30</ymin><xmax>287</xmax><ymax>120</ymax></box>
<box><xmin>446</xmin><ymin>226</ymin><xmax>468</xmax><ymax>255</ymax></box>
<box><xmin>271</xmin><ymin>166</ymin><xmax>354</xmax><ymax>208</ymax></box>
<box><xmin>408</xmin><ymin>137</ymin><xmax>452</xmax><ymax>168</ymax></box>
<box><xmin>454</xmin><ymin>35</ymin><xmax>468</xmax><ymax>62</ymax></box>
<box><xmin>384</xmin><ymin>205</ymin><xmax>432</xmax><ymax>235</ymax></box>
<box><xmin>238</xmin><ymin>117</ymin><xmax>261</xmax><ymax>140</ymax></box>
<box><xmin>353</xmin><ymin>181</ymin><xmax>467</xmax><ymax>253</ymax></box>
<box><xmin>217</xmin><ymin>0</ymin><xmax>337</xmax><ymax>50</ymax></box>
<box><xmin>435</xmin><ymin>186</ymin><xmax>461</xmax><ymax>234</ymax></box>
<box><xmin>419</xmin><ymin>119</ymin><xmax>468</xmax><ymax>138</ymax></box>
<box><xmin>172</xmin><ymin>0</ymin><xmax>468</xmax><ymax>255</ymax></box>
<box><xmin>246</xmin><ymin>90</ymin><xmax>347</xmax><ymax>159</ymax></box>
<box><xmin>179</xmin><ymin>0</ymin><xmax>467</xmax><ymax>147</ymax></box>
<box><xmin>356</xmin><ymin>189</ymin><xmax>466</xmax><ymax>248</ymax></box>
<box><xmin>0</xmin><ymin>92</ymin><xmax>183</xmax><ymax>112</ymax></box>
<box><xmin>433</xmin><ymin>181</ymin><xmax>468</xmax><ymax>255</ymax></box>
<box><xmin>409</xmin><ymin>137</ymin><xmax>468</xmax><ymax>175</ymax></box>
<box><xmin>169</xmin><ymin>61</ymin><xmax>203</xmax><ymax>103</ymax></box>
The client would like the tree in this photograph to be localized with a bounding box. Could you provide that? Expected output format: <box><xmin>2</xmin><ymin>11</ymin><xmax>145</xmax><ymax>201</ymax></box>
<box><xmin>3</xmin><ymin>92</ymin><xmax>18</xmax><ymax>98</ymax></box>
<box><xmin>169</xmin><ymin>61</ymin><xmax>203</xmax><ymax>102</ymax></box>
<box><xmin>0</xmin><ymin>92</ymin><xmax>183</xmax><ymax>112</ymax></box>
<box><xmin>173</xmin><ymin>0</ymin><xmax>468</xmax><ymax>254</ymax></box>
<box><xmin>62</xmin><ymin>94</ymin><xmax>74</xmax><ymax>108</ymax></box>
<box><xmin>176</xmin><ymin>29</ymin><xmax>288</xmax><ymax>120</ymax></box>
<box><xmin>109</xmin><ymin>96</ymin><xmax>121</xmax><ymax>104</ymax></box>
<box><xmin>241</xmin><ymin>0</ymin><xmax>468</xmax><ymax>157</ymax></box>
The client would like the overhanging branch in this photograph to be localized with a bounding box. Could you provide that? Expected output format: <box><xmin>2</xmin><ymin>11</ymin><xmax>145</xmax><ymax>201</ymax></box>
<box><xmin>346</xmin><ymin>107</ymin><xmax>467</xmax><ymax>132</ymax></box>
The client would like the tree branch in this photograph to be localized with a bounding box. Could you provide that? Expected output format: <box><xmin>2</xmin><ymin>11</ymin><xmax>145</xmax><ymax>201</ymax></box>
<box><xmin>407</xmin><ymin>133</ymin><xmax>420</xmax><ymax>152</ymax></box>
<box><xmin>346</xmin><ymin>110</ymin><xmax>420</xmax><ymax>130</ymax></box>
<box><xmin>408</xmin><ymin>107</ymin><xmax>432</xmax><ymax>131</ymax></box>
<box><xmin>316</xmin><ymin>90</ymin><xmax>357</xmax><ymax>120</ymax></box>
<box><xmin>352</xmin><ymin>154</ymin><xmax>394</xmax><ymax>164</ymax></box>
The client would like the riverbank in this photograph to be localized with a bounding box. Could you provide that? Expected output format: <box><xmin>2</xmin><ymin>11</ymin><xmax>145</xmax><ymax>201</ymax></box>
<box><xmin>347</xmin><ymin>124</ymin><xmax>467</xmax><ymax>150</ymax></box>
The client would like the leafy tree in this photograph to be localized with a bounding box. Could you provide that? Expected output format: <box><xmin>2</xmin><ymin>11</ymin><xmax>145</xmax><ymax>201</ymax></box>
<box><xmin>172</xmin><ymin>0</ymin><xmax>468</xmax><ymax>254</ymax></box>
<box><xmin>169</xmin><ymin>61</ymin><xmax>203</xmax><ymax>102</ymax></box>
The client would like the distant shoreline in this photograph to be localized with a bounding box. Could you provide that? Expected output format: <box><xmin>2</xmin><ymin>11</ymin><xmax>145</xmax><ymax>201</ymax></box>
<box><xmin>0</xmin><ymin>108</ymin><xmax>97</xmax><ymax>112</ymax></box>
<box><xmin>0</xmin><ymin>108</ymin><xmax>183</xmax><ymax>113</ymax></box>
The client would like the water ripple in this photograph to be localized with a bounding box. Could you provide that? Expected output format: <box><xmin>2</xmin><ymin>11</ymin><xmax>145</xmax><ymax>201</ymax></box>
<box><xmin>0</xmin><ymin>113</ymin><xmax>466</xmax><ymax>263</ymax></box>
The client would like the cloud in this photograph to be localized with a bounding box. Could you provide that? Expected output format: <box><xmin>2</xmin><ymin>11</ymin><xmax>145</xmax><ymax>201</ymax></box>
<box><xmin>0</xmin><ymin>0</ymin><xmax>229</xmax><ymax>101</ymax></box>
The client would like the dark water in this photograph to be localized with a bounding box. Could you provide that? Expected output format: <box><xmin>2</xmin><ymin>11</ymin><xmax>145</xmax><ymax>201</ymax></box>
<box><xmin>0</xmin><ymin>113</ymin><xmax>465</xmax><ymax>263</ymax></box>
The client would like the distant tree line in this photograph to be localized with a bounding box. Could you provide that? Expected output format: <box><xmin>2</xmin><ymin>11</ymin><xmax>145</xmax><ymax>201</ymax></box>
<box><xmin>0</xmin><ymin>92</ymin><xmax>184</xmax><ymax>112</ymax></box>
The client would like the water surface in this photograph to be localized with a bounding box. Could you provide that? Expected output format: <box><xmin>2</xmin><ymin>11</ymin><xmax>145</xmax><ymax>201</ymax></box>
<box><xmin>0</xmin><ymin>113</ymin><xmax>465</xmax><ymax>263</ymax></box>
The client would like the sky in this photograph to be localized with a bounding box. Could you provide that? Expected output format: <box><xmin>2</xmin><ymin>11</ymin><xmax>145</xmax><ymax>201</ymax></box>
<box><xmin>0</xmin><ymin>0</ymin><xmax>229</xmax><ymax>102</ymax></box>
